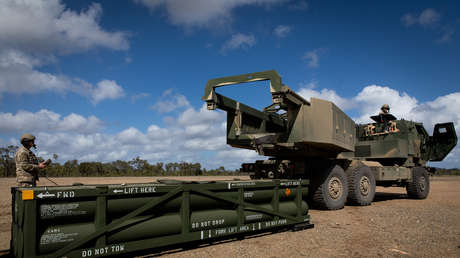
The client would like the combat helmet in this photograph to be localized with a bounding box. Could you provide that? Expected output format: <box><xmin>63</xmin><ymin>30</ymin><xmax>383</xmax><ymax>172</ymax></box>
<box><xmin>20</xmin><ymin>133</ymin><xmax>35</xmax><ymax>144</ymax></box>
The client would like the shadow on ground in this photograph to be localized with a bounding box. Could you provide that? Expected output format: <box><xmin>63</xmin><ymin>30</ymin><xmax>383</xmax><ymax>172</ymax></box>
<box><xmin>373</xmin><ymin>192</ymin><xmax>408</xmax><ymax>202</ymax></box>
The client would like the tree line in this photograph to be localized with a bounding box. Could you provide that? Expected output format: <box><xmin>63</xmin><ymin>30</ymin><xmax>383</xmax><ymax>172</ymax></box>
<box><xmin>0</xmin><ymin>145</ymin><xmax>242</xmax><ymax>177</ymax></box>
<box><xmin>3</xmin><ymin>145</ymin><xmax>459</xmax><ymax>177</ymax></box>
<box><xmin>434</xmin><ymin>168</ymin><xmax>460</xmax><ymax>176</ymax></box>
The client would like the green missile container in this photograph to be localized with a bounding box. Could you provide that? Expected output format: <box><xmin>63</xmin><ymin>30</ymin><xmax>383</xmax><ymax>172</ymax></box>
<box><xmin>38</xmin><ymin>188</ymin><xmax>306</xmax><ymax>222</ymax></box>
<box><xmin>11</xmin><ymin>179</ymin><xmax>312</xmax><ymax>258</ymax></box>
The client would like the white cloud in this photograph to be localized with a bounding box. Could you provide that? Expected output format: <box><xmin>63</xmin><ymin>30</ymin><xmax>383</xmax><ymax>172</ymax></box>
<box><xmin>401</xmin><ymin>13</ymin><xmax>417</xmax><ymax>27</ymax></box>
<box><xmin>178</xmin><ymin>104</ymin><xmax>224</xmax><ymax>126</ymax></box>
<box><xmin>0</xmin><ymin>50</ymin><xmax>44</xmax><ymax>68</ymax></box>
<box><xmin>151</xmin><ymin>90</ymin><xmax>191</xmax><ymax>113</ymax></box>
<box><xmin>353</xmin><ymin>85</ymin><xmax>418</xmax><ymax>123</ymax></box>
<box><xmin>117</xmin><ymin>127</ymin><xmax>147</xmax><ymax>145</ymax></box>
<box><xmin>133</xmin><ymin>0</ymin><xmax>165</xmax><ymax>9</ymax></box>
<box><xmin>216</xmin><ymin>149</ymin><xmax>259</xmax><ymax>161</ymax></box>
<box><xmin>288</xmin><ymin>0</ymin><xmax>308</xmax><ymax>11</ymax></box>
<box><xmin>15</xmin><ymin>101</ymin><xmax>234</xmax><ymax>168</ymax></box>
<box><xmin>130</xmin><ymin>93</ymin><xmax>150</xmax><ymax>103</ymax></box>
<box><xmin>298</xmin><ymin>81</ymin><xmax>354</xmax><ymax>110</ymax></box>
<box><xmin>134</xmin><ymin>0</ymin><xmax>285</xmax><ymax>29</ymax></box>
<box><xmin>221</xmin><ymin>33</ymin><xmax>256</xmax><ymax>54</ymax></box>
<box><xmin>58</xmin><ymin>113</ymin><xmax>104</xmax><ymax>133</ymax></box>
<box><xmin>0</xmin><ymin>0</ymin><xmax>128</xmax><ymax>55</ymax></box>
<box><xmin>302</xmin><ymin>49</ymin><xmax>323</xmax><ymax>68</ymax></box>
<box><xmin>401</xmin><ymin>8</ymin><xmax>441</xmax><ymax>27</ymax></box>
<box><xmin>401</xmin><ymin>8</ymin><xmax>455</xmax><ymax>44</ymax></box>
<box><xmin>0</xmin><ymin>0</ymin><xmax>129</xmax><ymax>102</ymax></box>
<box><xmin>436</xmin><ymin>27</ymin><xmax>454</xmax><ymax>43</ymax></box>
<box><xmin>274</xmin><ymin>25</ymin><xmax>292</xmax><ymax>38</ymax></box>
<box><xmin>183</xmin><ymin>136</ymin><xmax>226</xmax><ymax>151</ymax></box>
<box><xmin>91</xmin><ymin>80</ymin><xmax>125</xmax><ymax>104</ymax></box>
<box><xmin>409</xmin><ymin>93</ymin><xmax>460</xmax><ymax>133</ymax></box>
<box><xmin>146</xmin><ymin>124</ymin><xmax>171</xmax><ymax>140</ymax></box>
<box><xmin>213</xmin><ymin>149</ymin><xmax>260</xmax><ymax>168</ymax></box>
<box><xmin>419</xmin><ymin>8</ymin><xmax>441</xmax><ymax>26</ymax></box>
<box><xmin>125</xmin><ymin>56</ymin><xmax>133</xmax><ymax>64</ymax></box>
<box><xmin>0</xmin><ymin>51</ymin><xmax>125</xmax><ymax>104</ymax></box>
<box><xmin>0</xmin><ymin>57</ymin><xmax>74</xmax><ymax>95</ymax></box>
<box><xmin>0</xmin><ymin>109</ymin><xmax>104</xmax><ymax>134</ymax></box>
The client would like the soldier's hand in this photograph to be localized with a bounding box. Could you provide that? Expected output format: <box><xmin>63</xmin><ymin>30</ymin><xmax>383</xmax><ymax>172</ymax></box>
<box><xmin>39</xmin><ymin>161</ymin><xmax>48</xmax><ymax>169</ymax></box>
<box><xmin>39</xmin><ymin>159</ymin><xmax>52</xmax><ymax>169</ymax></box>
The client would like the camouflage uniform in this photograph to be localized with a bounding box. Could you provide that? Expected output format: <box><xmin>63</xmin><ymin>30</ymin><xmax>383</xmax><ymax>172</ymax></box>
<box><xmin>378</xmin><ymin>104</ymin><xmax>391</xmax><ymax>132</ymax></box>
<box><xmin>15</xmin><ymin>146</ymin><xmax>39</xmax><ymax>187</ymax></box>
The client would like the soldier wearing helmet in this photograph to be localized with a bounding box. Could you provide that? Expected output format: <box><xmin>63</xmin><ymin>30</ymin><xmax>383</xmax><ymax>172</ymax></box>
<box><xmin>379</xmin><ymin>104</ymin><xmax>390</xmax><ymax>115</ymax></box>
<box><xmin>15</xmin><ymin>134</ymin><xmax>48</xmax><ymax>187</ymax></box>
<box><xmin>378</xmin><ymin>104</ymin><xmax>391</xmax><ymax>132</ymax></box>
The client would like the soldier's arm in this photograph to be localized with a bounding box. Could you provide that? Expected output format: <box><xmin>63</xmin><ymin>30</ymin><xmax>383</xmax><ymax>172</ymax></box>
<box><xmin>17</xmin><ymin>152</ymin><xmax>39</xmax><ymax>172</ymax></box>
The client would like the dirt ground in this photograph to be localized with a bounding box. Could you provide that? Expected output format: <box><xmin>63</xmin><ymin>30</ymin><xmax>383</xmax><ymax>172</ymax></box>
<box><xmin>1</xmin><ymin>176</ymin><xmax>460</xmax><ymax>257</ymax></box>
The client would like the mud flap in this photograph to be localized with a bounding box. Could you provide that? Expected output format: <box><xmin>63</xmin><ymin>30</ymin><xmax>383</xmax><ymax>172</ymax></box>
<box><xmin>428</xmin><ymin>122</ymin><xmax>457</xmax><ymax>161</ymax></box>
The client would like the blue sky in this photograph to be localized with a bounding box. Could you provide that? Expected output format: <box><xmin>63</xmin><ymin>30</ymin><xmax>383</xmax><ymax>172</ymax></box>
<box><xmin>0</xmin><ymin>0</ymin><xmax>459</xmax><ymax>169</ymax></box>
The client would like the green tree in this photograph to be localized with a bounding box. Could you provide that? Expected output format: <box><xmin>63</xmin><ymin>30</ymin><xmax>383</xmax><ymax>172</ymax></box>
<box><xmin>111</xmin><ymin>160</ymin><xmax>133</xmax><ymax>175</ymax></box>
<box><xmin>129</xmin><ymin>156</ymin><xmax>149</xmax><ymax>172</ymax></box>
<box><xmin>0</xmin><ymin>145</ymin><xmax>18</xmax><ymax>177</ymax></box>
<box><xmin>63</xmin><ymin>160</ymin><xmax>79</xmax><ymax>176</ymax></box>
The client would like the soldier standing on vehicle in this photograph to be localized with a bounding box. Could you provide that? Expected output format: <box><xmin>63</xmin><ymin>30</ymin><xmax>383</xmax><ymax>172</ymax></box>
<box><xmin>379</xmin><ymin>104</ymin><xmax>391</xmax><ymax>132</ymax></box>
<box><xmin>15</xmin><ymin>134</ymin><xmax>48</xmax><ymax>187</ymax></box>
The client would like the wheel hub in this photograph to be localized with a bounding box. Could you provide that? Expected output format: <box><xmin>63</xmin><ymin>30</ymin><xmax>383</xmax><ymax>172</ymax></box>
<box><xmin>328</xmin><ymin>176</ymin><xmax>343</xmax><ymax>199</ymax></box>
<box><xmin>359</xmin><ymin>176</ymin><xmax>370</xmax><ymax>196</ymax></box>
<box><xmin>419</xmin><ymin>176</ymin><xmax>426</xmax><ymax>191</ymax></box>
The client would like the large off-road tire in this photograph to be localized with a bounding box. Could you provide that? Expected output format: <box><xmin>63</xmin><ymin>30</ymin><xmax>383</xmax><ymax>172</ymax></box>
<box><xmin>310</xmin><ymin>165</ymin><xmax>348</xmax><ymax>210</ymax></box>
<box><xmin>346</xmin><ymin>166</ymin><xmax>376</xmax><ymax>206</ymax></box>
<box><xmin>406</xmin><ymin>167</ymin><xmax>430</xmax><ymax>199</ymax></box>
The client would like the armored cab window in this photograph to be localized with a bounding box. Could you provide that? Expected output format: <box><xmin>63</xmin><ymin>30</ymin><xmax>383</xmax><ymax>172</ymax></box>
<box><xmin>438</xmin><ymin>127</ymin><xmax>447</xmax><ymax>134</ymax></box>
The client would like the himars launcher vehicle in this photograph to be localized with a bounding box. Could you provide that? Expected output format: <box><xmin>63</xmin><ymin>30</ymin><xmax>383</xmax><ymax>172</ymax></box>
<box><xmin>7</xmin><ymin>71</ymin><xmax>457</xmax><ymax>258</ymax></box>
<box><xmin>203</xmin><ymin>70</ymin><xmax>457</xmax><ymax>210</ymax></box>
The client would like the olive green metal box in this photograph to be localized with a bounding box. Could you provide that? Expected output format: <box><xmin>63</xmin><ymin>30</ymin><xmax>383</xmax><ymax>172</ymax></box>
<box><xmin>289</xmin><ymin>98</ymin><xmax>355</xmax><ymax>153</ymax></box>
<box><xmin>10</xmin><ymin>179</ymin><xmax>311</xmax><ymax>258</ymax></box>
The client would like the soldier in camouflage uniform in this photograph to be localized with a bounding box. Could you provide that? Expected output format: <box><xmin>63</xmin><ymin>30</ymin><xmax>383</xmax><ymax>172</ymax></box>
<box><xmin>379</xmin><ymin>104</ymin><xmax>391</xmax><ymax>132</ymax></box>
<box><xmin>15</xmin><ymin>134</ymin><xmax>48</xmax><ymax>187</ymax></box>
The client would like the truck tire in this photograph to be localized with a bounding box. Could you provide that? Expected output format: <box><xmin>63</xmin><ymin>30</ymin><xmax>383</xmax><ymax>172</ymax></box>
<box><xmin>346</xmin><ymin>166</ymin><xmax>376</xmax><ymax>206</ymax></box>
<box><xmin>311</xmin><ymin>165</ymin><xmax>348</xmax><ymax>210</ymax></box>
<box><xmin>406</xmin><ymin>167</ymin><xmax>430</xmax><ymax>199</ymax></box>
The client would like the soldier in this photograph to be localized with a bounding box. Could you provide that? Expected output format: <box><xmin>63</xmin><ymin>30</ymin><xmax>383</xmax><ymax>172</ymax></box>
<box><xmin>378</xmin><ymin>104</ymin><xmax>391</xmax><ymax>132</ymax></box>
<box><xmin>15</xmin><ymin>134</ymin><xmax>48</xmax><ymax>187</ymax></box>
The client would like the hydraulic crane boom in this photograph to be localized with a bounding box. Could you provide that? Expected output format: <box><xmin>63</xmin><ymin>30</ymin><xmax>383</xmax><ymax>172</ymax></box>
<box><xmin>202</xmin><ymin>70</ymin><xmax>310</xmax><ymax>152</ymax></box>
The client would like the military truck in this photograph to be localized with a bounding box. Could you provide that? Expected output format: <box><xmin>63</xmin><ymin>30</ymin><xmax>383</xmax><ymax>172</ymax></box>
<box><xmin>202</xmin><ymin>70</ymin><xmax>457</xmax><ymax>210</ymax></box>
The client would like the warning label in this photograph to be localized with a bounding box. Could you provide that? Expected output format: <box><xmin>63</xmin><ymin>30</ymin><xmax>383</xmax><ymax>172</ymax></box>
<box><xmin>40</xmin><ymin>229</ymin><xmax>79</xmax><ymax>245</ymax></box>
<box><xmin>40</xmin><ymin>203</ymin><xmax>87</xmax><ymax>219</ymax></box>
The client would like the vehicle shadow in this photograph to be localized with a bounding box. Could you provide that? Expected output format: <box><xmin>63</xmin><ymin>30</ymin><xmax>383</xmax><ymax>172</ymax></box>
<box><xmin>372</xmin><ymin>192</ymin><xmax>408</xmax><ymax>202</ymax></box>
